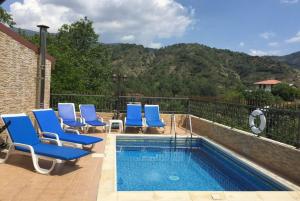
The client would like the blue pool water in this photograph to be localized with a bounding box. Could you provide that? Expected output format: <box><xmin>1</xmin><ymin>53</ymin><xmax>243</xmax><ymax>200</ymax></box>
<box><xmin>117</xmin><ymin>137</ymin><xmax>289</xmax><ymax>191</ymax></box>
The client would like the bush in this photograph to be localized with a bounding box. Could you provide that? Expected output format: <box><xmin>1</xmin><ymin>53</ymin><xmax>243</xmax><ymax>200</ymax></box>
<box><xmin>243</xmin><ymin>90</ymin><xmax>278</xmax><ymax>106</ymax></box>
<box><xmin>272</xmin><ymin>83</ymin><xmax>299</xmax><ymax>101</ymax></box>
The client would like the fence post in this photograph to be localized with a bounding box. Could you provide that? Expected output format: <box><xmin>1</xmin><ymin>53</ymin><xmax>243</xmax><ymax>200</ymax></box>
<box><xmin>296</xmin><ymin>112</ymin><xmax>300</xmax><ymax>149</ymax></box>
<box><xmin>187</xmin><ymin>98</ymin><xmax>191</xmax><ymax>115</ymax></box>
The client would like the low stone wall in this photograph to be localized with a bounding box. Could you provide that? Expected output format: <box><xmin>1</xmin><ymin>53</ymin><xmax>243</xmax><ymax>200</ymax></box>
<box><xmin>190</xmin><ymin>115</ymin><xmax>300</xmax><ymax>185</ymax></box>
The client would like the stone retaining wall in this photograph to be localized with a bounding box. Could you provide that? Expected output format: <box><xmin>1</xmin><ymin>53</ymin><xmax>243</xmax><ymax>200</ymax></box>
<box><xmin>190</xmin><ymin>115</ymin><xmax>300</xmax><ymax>185</ymax></box>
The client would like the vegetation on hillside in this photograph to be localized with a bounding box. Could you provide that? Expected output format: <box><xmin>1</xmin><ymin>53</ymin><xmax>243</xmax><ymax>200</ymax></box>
<box><xmin>268</xmin><ymin>51</ymin><xmax>300</xmax><ymax>70</ymax></box>
<box><xmin>107</xmin><ymin>43</ymin><xmax>300</xmax><ymax>97</ymax></box>
<box><xmin>18</xmin><ymin>18</ymin><xmax>300</xmax><ymax>99</ymax></box>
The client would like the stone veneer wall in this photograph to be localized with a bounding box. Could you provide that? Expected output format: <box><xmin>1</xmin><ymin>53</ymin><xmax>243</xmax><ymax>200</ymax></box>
<box><xmin>190</xmin><ymin>115</ymin><xmax>300</xmax><ymax>185</ymax></box>
<box><xmin>0</xmin><ymin>25</ymin><xmax>53</xmax><ymax>115</ymax></box>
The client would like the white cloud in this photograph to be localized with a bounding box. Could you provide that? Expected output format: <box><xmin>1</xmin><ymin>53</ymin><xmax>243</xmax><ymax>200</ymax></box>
<box><xmin>280</xmin><ymin>0</ymin><xmax>298</xmax><ymax>4</ymax></box>
<box><xmin>149</xmin><ymin>42</ymin><xmax>162</xmax><ymax>49</ymax></box>
<box><xmin>259</xmin><ymin>32</ymin><xmax>276</xmax><ymax>40</ymax></box>
<box><xmin>285</xmin><ymin>31</ymin><xmax>300</xmax><ymax>43</ymax></box>
<box><xmin>239</xmin><ymin>42</ymin><xmax>245</xmax><ymax>47</ymax></box>
<box><xmin>249</xmin><ymin>49</ymin><xmax>281</xmax><ymax>56</ymax></box>
<box><xmin>9</xmin><ymin>0</ymin><xmax>193</xmax><ymax>48</ymax></box>
<box><xmin>121</xmin><ymin>35</ymin><xmax>135</xmax><ymax>42</ymax></box>
<box><xmin>268</xmin><ymin>42</ymin><xmax>279</xmax><ymax>47</ymax></box>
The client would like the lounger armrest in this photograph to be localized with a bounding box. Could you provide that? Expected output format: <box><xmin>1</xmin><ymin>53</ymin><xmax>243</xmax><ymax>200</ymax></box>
<box><xmin>13</xmin><ymin>143</ymin><xmax>35</xmax><ymax>153</ymax></box>
<box><xmin>64</xmin><ymin>128</ymin><xmax>80</xmax><ymax>135</ymax></box>
<box><xmin>40</xmin><ymin>132</ymin><xmax>60</xmax><ymax>140</ymax></box>
<box><xmin>59</xmin><ymin>117</ymin><xmax>64</xmax><ymax>128</ymax></box>
<box><xmin>96</xmin><ymin>114</ymin><xmax>104</xmax><ymax>122</ymax></box>
<box><xmin>40</xmin><ymin>137</ymin><xmax>62</xmax><ymax>146</ymax></box>
<box><xmin>81</xmin><ymin>117</ymin><xmax>86</xmax><ymax>124</ymax></box>
<box><xmin>99</xmin><ymin>117</ymin><xmax>104</xmax><ymax>122</ymax></box>
<box><xmin>39</xmin><ymin>132</ymin><xmax>62</xmax><ymax>146</ymax></box>
<box><xmin>77</xmin><ymin>117</ymin><xmax>83</xmax><ymax>123</ymax></box>
<box><xmin>142</xmin><ymin>118</ymin><xmax>147</xmax><ymax>127</ymax></box>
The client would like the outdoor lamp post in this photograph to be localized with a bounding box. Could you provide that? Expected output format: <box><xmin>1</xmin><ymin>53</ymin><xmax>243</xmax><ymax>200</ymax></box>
<box><xmin>112</xmin><ymin>73</ymin><xmax>127</xmax><ymax>119</ymax></box>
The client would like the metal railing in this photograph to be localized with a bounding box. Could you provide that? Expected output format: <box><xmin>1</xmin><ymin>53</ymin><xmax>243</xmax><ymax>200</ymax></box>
<box><xmin>50</xmin><ymin>94</ymin><xmax>189</xmax><ymax>114</ymax></box>
<box><xmin>50</xmin><ymin>93</ymin><xmax>116</xmax><ymax>112</ymax></box>
<box><xmin>50</xmin><ymin>93</ymin><xmax>300</xmax><ymax>148</ymax></box>
<box><xmin>189</xmin><ymin>99</ymin><xmax>300</xmax><ymax>148</ymax></box>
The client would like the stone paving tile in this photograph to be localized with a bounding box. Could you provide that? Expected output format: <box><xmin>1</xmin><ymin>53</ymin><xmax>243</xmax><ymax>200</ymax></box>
<box><xmin>224</xmin><ymin>192</ymin><xmax>262</xmax><ymax>201</ymax></box>
<box><xmin>257</xmin><ymin>191</ymin><xmax>297</xmax><ymax>201</ymax></box>
<box><xmin>118</xmin><ymin>192</ymin><xmax>155</xmax><ymax>201</ymax></box>
<box><xmin>289</xmin><ymin>192</ymin><xmax>300</xmax><ymax>201</ymax></box>
<box><xmin>189</xmin><ymin>192</ymin><xmax>224</xmax><ymax>201</ymax></box>
<box><xmin>153</xmin><ymin>191</ymin><xmax>191</xmax><ymax>201</ymax></box>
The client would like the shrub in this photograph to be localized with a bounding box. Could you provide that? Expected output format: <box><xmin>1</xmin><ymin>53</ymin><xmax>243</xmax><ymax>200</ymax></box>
<box><xmin>272</xmin><ymin>83</ymin><xmax>299</xmax><ymax>101</ymax></box>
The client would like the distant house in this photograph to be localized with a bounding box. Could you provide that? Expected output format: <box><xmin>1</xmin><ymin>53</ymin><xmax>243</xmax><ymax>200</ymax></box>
<box><xmin>254</xmin><ymin>80</ymin><xmax>281</xmax><ymax>92</ymax></box>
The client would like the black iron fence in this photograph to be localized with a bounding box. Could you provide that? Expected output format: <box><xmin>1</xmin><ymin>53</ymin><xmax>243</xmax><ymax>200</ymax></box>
<box><xmin>50</xmin><ymin>94</ymin><xmax>189</xmax><ymax>114</ymax></box>
<box><xmin>50</xmin><ymin>94</ymin><xmax>116</xmax><ymax>112</ymax></box>
<box><xmin>50</xmin><ymin>94</ymin><xmax>300</xmax><ymax>148</ymax></box>
<box><xmin>189</xmin><ymin>99</ymin><xmax>300</xmax><ymax>148</ymax></box>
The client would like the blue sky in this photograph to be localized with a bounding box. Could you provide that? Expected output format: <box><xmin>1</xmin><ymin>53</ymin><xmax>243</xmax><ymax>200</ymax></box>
<box><xmin>2</xmin><ymin>0</ymin><xmax>300</xmax><ymax>56</ymax></box>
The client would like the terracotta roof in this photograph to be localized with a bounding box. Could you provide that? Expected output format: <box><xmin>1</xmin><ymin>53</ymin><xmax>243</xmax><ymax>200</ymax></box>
<box><xmin>0</xmin><ymin>22</ymin><xmax>55</xmax><ymax>64</ymax></box>
<box><xmin>254</xmin><ymin>80</ymin><xmax>281</xmax><ymax>85</ymax></box>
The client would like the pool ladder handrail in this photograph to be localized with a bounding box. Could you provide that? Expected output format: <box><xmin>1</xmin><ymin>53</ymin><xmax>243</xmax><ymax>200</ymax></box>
<box><xmin>170</xmin><ymin>113</ymin><xmax>176</xmax><ymax>138</ymax></box>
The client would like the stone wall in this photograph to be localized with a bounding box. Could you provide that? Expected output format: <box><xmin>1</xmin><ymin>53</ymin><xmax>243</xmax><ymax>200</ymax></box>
<box><xmin>0</xmin><ymin>23</ymin><xmax>54</xmax><ymax>115</ymax></box>
<box><xmin>190</xmin><ymin>115</ymin><xmax>300</xmax><ymax>185</ymax></box>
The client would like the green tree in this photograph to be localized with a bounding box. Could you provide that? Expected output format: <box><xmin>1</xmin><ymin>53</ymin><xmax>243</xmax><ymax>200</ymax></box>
<box><xmin>272</xmin><ymin>83</ymin><xmax>299</xmax><ymax>101</ymax></box>
<box><xmin>0</xmin><ymin>7</ymin><xmax>15</xmax><ymax>27</ymax></box>
<box><xmin>243</xmin><ymin>90</ymin><xmax>279</xmax><ymax>106</ymax></box>
<box><xmin>49</xmin><ymin>18</ymin><xmax>112</xmax><ymax>94</ymax></box>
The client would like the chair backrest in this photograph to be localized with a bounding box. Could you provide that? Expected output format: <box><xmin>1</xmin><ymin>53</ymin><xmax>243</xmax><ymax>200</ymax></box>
<box><xmin>32</xmin><ymin>109</ymin><xmax>64</xmax><ymax>135</ymax></box>
<box><xmin>126</xmin><ymin>104</ymin><xmax>142</xmax><ymax>120</ymax></box>
<box><xmin>144</xmin><ymin>105</ymin><xmax>160</xmax><ymax>121</ymax></box>
<box><xmin>1</xmin><ymin>114</ymin><xmax>40</xmax><ymax>146</ymax></box>
<box><xmin>58</xmin><ymin>103</ymin><xmax>76</xmax><ymax>121</ymax></box>
<box><xmin>79</xmin><ymin>104</ymin><xmax>97</xmax><ymax>122</ymax></box>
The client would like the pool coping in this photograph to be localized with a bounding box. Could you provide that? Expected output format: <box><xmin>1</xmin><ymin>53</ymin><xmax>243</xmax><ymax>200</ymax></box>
<box><xmin>97</xmin><ymin>134</ymin><xmax>300</xmax><ymax>201</ymax></box>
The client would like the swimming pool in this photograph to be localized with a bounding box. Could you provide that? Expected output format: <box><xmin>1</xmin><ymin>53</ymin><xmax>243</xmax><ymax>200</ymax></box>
<box><xmin>116</xmin><ymin>136</ymin><xmax>289</xmax><ymax>191</ymax></box>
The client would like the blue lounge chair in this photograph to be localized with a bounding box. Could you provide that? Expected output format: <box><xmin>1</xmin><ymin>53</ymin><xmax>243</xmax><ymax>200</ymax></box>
<box><xmin>33</xmin><ymin>109</ymin><xmax>103</xmax><ymax>149</ymax></box>
<box><xmin>58</xmin><ymin>103</ymin><xmax>85</xmax><ymax>129</ymax></box>
<box><xmin>144</xmin><ymin>105</ymin><xmax>165</xmax><ymax>128</ymax></box>
<box><xmin>124</xmin><ymin>104</ymin><xmax>144</xmax><ymax>129</ymax></box>
<box><xmin>0</xmin><ymin>114</ymin><xmax>90</xmax><ymax>174</ymax></box>
<box><xmin>79</xmin><ymin>104</ymin><xmax>107</xmax><ymax>130</ymax></box>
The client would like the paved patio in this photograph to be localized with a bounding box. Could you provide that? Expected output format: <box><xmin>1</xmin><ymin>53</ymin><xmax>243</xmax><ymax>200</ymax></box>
<box><xmin>0</xmin><ymin>125</ymin><xmax>188</xmax><ymax>201</ymax></box>
<box><xmin>0</xmin><ymin>133</ymin><xmax>106</xmax><ymax>201</ymax></box>
<box><xmin>1</xmin><ymin>125</ymin><xmax>300</xmax><ymax>201</ymax></box>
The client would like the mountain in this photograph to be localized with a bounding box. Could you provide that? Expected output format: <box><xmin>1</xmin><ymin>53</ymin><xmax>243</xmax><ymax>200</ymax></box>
<box><xmin>18</xmin><ymin>21</ymin><xmax>300</xmax><ymax>97</ymax></box>
<box><xmin>12</xmin><ymin>27</ymin><xmax>39</xmax><ymax>36</ymax></box>
<box><xmin>106</xmin><ymin>43</ymin><xmax>300</xmax><ymax>96</ymax></box>
<box><xmin>268</xmin><ymin>51</ymin><xmax>300</xmax><ymax>70</ymax></box>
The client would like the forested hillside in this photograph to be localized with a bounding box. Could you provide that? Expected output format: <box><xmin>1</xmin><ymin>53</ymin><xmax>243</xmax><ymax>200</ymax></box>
<box><xmin>107</xmin><ymin>43</ymin><xmax>300</xmax><ymax>96</ymax></box>
<box><xmin>22</xmin><ymin>18</ymin><xmax>300</xmax><ymax>97</ymax></box>
<box><xmin>268</xmin><ymin>51</ymin><xmax>300</xmax><ymax>70</ymax></box>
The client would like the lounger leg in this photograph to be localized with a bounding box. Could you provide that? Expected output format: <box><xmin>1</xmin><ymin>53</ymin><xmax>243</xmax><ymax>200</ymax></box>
<box><xmin>83</xmin><ymin>144</ymin><xmax>95</xmax><ymax>150</ymax></box>
<box><xmin>31</xmin><ymin>153</ymin><xmax>56</xmax><ymax>175</ymax></box>
<box><xmin>0</xmin><ymin>145</ymin><xmax>14</xmax><ymax>163</ymax></box>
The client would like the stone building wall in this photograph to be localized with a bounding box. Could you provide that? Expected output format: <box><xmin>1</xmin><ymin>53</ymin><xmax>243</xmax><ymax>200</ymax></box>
<box><xmin>0</xmin><ymin>23</ymin><xmax>54</xmax><ymax>115</ymax></box>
